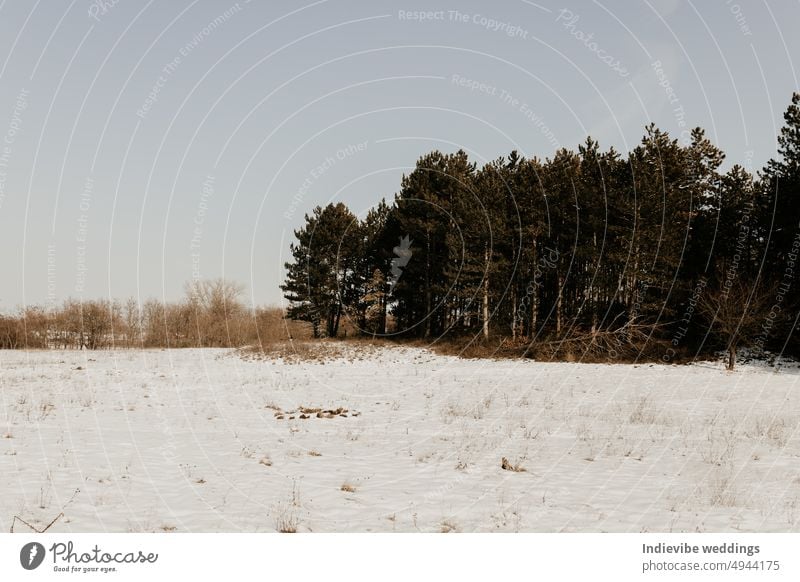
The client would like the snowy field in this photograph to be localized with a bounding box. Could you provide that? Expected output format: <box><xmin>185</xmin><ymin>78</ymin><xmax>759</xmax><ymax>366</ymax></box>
<box><xmin>1</xmin><ymin>346</ymin><xmax>799</xmax><ymax>533</ymax></box>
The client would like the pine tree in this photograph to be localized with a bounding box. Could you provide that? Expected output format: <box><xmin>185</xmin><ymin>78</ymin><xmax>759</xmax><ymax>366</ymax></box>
<box><xmin>391</xmin><ymin>150</ymin><xmax>475</xmax><ymax>337</ymax></box>
<box><xmin>625</xmin><ymin>125</ymin><xmax>690</xmax><ymax>326</ymax></box>
<box><xmin>281</xmin><ymin>203</ymin><xmax>361</xmax><ymax>338</ymax></box>
<box><xmin>756</xmin><ymin>93</ymin><xmax>800</xmax><ymax>352</ymax></box>
<box><xmin>761</xmin><ymin>93</ymin><xmax>800</xmax><ymax>273</ymax></box>
<box><xmin>278</xmin><ymin>94</ymin><xmax>800</xmax><ymax>363</ymax></box>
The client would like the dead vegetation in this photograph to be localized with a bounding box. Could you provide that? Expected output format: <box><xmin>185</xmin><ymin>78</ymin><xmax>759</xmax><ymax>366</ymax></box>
<box><xmin>500</xmin><ymin>457</ymin><xmax>526</xmax><ymax>473</ymax></box>
<box><xmin>240</xmin><ymin>319</ymin><xmax>685</xmax><ymax>365</ymax></box>
<box><xmin>440</xmin><ymin>519</ymin><xmax>458</xmax><ymax>533</ymax></box>
<box><xmin>0</xmin><ymin>282</ymin><xmax>314</xmax><ymax>350</ymax></box>
<box><xmin>273</xmin><ymin>505</ymin><xmax>298</xmax><ymax>533</ymax></box>
<box><xmin>270</xmin><ymin>404</ymin><xmax>360</xmax><ymax>420</ymax></box>
<box><xmin>10</xmin><ymin>512</ymin><xmax>64</xmax><ymax>533</ymax></box>
<box><xmin>242</xmin><ymin>337</ymin><xmax>385</xmax><ymax>364</ymax></box>
<box><xmin>9</xmin><ymin>487</ymin><xmax>80</xmax><ymax>533</ymax></box>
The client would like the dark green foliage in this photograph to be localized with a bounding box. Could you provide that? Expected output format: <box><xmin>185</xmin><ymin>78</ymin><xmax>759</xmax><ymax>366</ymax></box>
<box><xmin>280</xmin><ymin>203</ymin><xmax>362</xmax><ymax>338</ymax></box>
<box><xmin>282</xmin><ymin>94</ymin><xmax>800</xmax><ymax>362</ymax></box>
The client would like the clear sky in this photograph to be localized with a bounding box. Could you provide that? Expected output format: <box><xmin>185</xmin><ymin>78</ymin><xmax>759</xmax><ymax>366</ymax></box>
<box><xmin>0</xmin><ymin>0</ymin><xmax>797</xmax><ymax>310</ymax></box>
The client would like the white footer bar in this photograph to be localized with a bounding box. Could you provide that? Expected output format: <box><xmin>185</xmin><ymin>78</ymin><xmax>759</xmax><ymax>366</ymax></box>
<box><xmin>1</xmin><ymin>533</ymin><xmax>796</xmax><ymax>581</ymax></box>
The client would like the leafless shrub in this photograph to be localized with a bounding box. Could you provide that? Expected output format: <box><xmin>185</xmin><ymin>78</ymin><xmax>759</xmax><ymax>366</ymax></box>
<box><xmin>751</xmin><ymin>416</ymin><xmax>791</xmax><ymax>448</ymax></box>
<box><xmin>699</xmin><ymin>425</ymin><xmax>738</xmax><ymax>466</ymax></box>
<box><xmin>10</xmin><ymin>512</ymin><xmax>63</xmax><ymax>534</ymax></box>
<box><xmin>708</xmin><ymin>473</ymin><xmax>738</xmax><ymax>507</ymax></box>
<box><xmin>10</xmin><ymin>487</ymin><xmax>79</xmax><ymax>533</ymax></box>
<box><xmin>442</xmin><ymin>399</ymin><xmax>484</xmax><ymax>422</ymax></box>
<box><xmin>785</xmin><ymin>496</ymin><xmax>799</xmax><ymax>525</ymax></box>
<box><xmin>698</xmin><ymin>274</ymin><xmax>778</xmax><ymax>370</ymax></box>
<box><xmin>533</xmin><ymin>319</ymin><xmax>668</xmax><ymax>363</ymax></box>
<box><xmin>0</xmin><ymin>278</ymin><xmax>312</xmax><ymax>351</ymax></box>
<box><xmin>629</xmin><ymin>396</ymin><xmax>657</xmax><ymax>425</ymax></box>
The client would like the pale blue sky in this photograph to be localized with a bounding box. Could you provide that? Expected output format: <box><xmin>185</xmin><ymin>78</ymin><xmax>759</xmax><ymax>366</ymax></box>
<box><xmin>0</xmin><ymin>0</ymin><xmax>797</xmax><ymax>310</ymax></box>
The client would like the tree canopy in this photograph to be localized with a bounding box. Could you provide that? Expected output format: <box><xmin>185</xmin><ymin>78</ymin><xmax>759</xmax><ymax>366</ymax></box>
<box><xmin>283</xmin><ymin>94</ymin><xmax>800</xmax><ymax>364</ymax></box>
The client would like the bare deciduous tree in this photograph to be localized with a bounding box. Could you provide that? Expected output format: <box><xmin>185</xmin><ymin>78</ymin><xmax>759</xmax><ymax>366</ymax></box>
<box><xmin>80</xmin><ymin>300</ymin><xmax>112</xmax><ymax>350</ymax></box>
<box><xmin>124</xmin><ymin>298</ymin><xmax>142</xmax><ymax>348</ymax></box>
<box><xmin>0</xmin><ymin>280</ymin><xmax>307</xmax><ymax>351</ymax></box>
<box><xmin>185</xmin><ymin>279</ymin><xmax>245</xmax><ymax>347</ymax></box>
<box><xmin>699</xmin><ymin>276</ymin><xmax>777</xmax><ymax>370</ymax></box>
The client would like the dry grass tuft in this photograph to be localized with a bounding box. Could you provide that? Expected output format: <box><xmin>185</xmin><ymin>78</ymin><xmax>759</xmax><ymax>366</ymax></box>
<box><xmin>440</xmin><ymin>519</ymin><xmax>458</xmax><ymax>533</ymax></box>
<box><xmin>274</xmin><ymin>503</ymin><xmax>298</xmax><ymax>533</ymax></box>
<box><xmin>708</xmin><ymin>474</ymin><xmax>738</xmax><ymax>507</ymax></box>
<box><xmin>501</xmin><ymin>457</ymin><xmax>526</xmax><ymax>472</ymax></box>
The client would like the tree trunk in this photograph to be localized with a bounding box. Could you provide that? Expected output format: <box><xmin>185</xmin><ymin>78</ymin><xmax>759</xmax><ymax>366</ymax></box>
<box><xmin>530</xmin><ymin>237</ymin><xmax>538</xmax><ymax>338</ymax></box>
<box><xmin>333</xmin><ymin>302</ymin><xmax>342</xmax><ymax>337</ymax></box>
<box><xmin>727</xmin><ymin>344</ymin><xmax>736</xmax><ymax>370</ymax></box>
<box><xmin>628</xmin><ymin>243</ymin><xmax>640</xmax><ymax>319</ymax></box>
<box><xmin>379</xmin><ymin>292</ymin><xmax>387</xmax><ymax>335</ymax></box>
<box><xmin>511</xmin><ymin>289</ymin><xmax>517</xmax><ymax>341</ymax></box>
<box><xmin>483</xmin><ymin>247</ymin><xmax>490</xmax><ymax>341</ymax></box>
<box><xmin>424</xmin><ymin>232</ymin><xmax>431</xmax><ymax>338</ymax></box>
<box><xmin>326</xmin><ymin>309</ymin><xmax>335</xmax><ymax>338</ymax></box>
<box><xmin>556</xmin><ymin>275</ymin><xmax>563</xmax><ymax>336</ymax></box>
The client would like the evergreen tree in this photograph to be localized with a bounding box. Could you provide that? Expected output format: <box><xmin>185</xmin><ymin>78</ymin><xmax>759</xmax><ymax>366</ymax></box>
<box><xmin>281</xmin><ymin>203</ymin><xmax>361</xmax><ymax>338</ymax></box>
<box><xmin>756</xmin><ymin>92</ymin><xmax>800</xmax><ymax>352</ymax></box>
<box><xmin>278</xmin><ymin>93</ymin><xmax>800</xmax><ymax>364</ymax></box>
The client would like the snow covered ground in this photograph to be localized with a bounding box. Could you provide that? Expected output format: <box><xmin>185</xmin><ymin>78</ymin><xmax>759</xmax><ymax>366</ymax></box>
<box><xmin>1</xmin><ymin>346</ymin><xmax>799</xmax><ymax>532</ymax></box>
